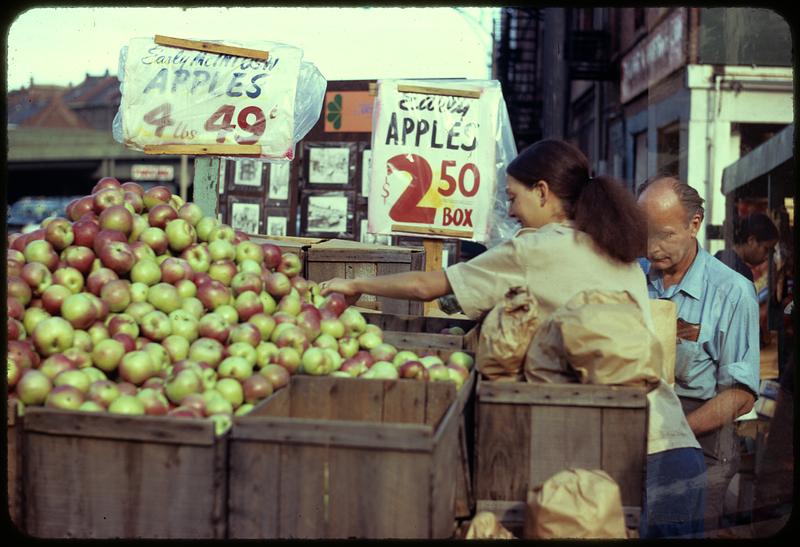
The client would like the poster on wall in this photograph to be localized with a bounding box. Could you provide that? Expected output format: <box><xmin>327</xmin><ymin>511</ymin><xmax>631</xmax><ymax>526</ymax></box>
<box><xmin>233</xmin><ymin>159</ymin><xmax>264</xmax><ymax>188</ymax></box>
<box><xmin>302</xmin><ymin>142</ymin><xmax>356</xmax><ymax>188</ymax></box>
<box><xmin>300</xmin><ymin>191</ymin><xmax>354</xmax><ymax>238</ymax></box>
<box><xmin>265</xmin><ymin>212</ymin><xmax>288</xmax><ymax>237</ymax></box>
<box><xmin>368</xmin><ymin>80</ymin><xmax>501</xmax><ymax>243</ymax></box>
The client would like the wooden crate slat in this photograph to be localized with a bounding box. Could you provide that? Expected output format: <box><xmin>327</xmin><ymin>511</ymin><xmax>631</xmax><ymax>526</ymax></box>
<box><xmin>382</xmin><ymin>331</ymin><xmax>463</xmax><ymax>350</ymax></box>
<box><xmin>424</xmin><ymin>381</ymin><xmax>456</xmax><ymax>428</ymax></box>
<box><xmin>278</xmin><ymin>444</ymin><xmax>328</xmax><ymax>538</ymax></box>
<box><xmin>327</xmin><ymin>377</ymin><xmax>384</xmax><ymax>422</ymax></box>
<box><xmin>381</xmin><ymin>379</ymin><xmax>426</xmax><ymax>424</ymax></box>
<box><xmin>430</xmin><ymin>400</ymin><xmax>459</xmax><ymax>538</ymax></box>
<box><xmin>475</xmin><ymin>401</ymin><xmax>532</xmax><ymax>501</ymax></box>
<box><xmin>227</xmin><ymin>442</ymin><xmax>282</xmax><ymax>538</ymax></box>
<box><xmin>528</xmin><ymin>405</ymin><xmax>603</xmax><ymax>490</ymax></box>
<box><xmin>231</xmin><ymin>417</ymin><xmax>434</xmax><ymax>452</ymax></box>
<box><xmin>22</xmin><ymin>408</ymin><xmax>215</xmax><ymax>446</ymax></box>
<box><xmin>23</xmin><ymin>432</ymin><xmax>224</xmax><ymax>538</ymax></box>
<box><xmin>250</xmin><ymin>384</ymin><xmax>291</xmax><ymax>417</ymax></box>
<box><xmin>327</xmin><ymin>447</ymin><xmax>432</xmax><ymax>538</ymax></box>
<box><xmin>601</xmin><ymin>408</ymin><xmax>647</xmax><ymax>507</ymax></box>
<box><xmin>478</xmin><ymin>381</ymin><xmax>648</xmax><ymax>408</ymax></box>
<box><xmin>308</xmin><ymin>249</ymin><xmax>416</xmax><ymax>263</ymax></box>
<box><xmin>307</xmin><ymin>261</ymin><xmax>346</xmax><ymax>288</ymax></box>
<box><xmin>375</xmin><ymin>261</ymin><xmax>418</xmax><ymax>315</ymax></box>
<box><xmin>7</xmin><ymin>399</ymin><xmax>22</xmax><ymax>528</ymax></box>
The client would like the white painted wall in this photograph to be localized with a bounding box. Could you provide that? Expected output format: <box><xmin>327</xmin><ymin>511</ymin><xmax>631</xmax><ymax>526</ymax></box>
<box><xmin>686</xmin><ymin>65</ymin><xmax>793</xmax><ymax>252</ymax></box>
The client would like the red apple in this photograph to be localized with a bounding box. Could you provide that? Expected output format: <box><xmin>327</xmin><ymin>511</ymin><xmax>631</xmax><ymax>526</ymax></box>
<box><xmin>44</xmin><ymin>218</ymin><xmax>75</xmax><ymax>251</ymax></box>
<box><xmin>261</xmin><ymin>243</ymin><xmax>282</xmax><ymax>270</ymax></box>
<box><xmin>319</xmin><ymin>293</ymin><xmax>348</xmax><ymax>317</ymax></box>
<box><xmin>143</xmin><ymin>186</ymin><xmax>173</xmax><ymax>210</ymax></box>
<box><xmin>61</xmin><ymin>245</ymin><xmax>96</xmax><ymax>274</ymax></box>
<box><xmin>138</xmin><ymin>227</ymin><xmax>169</xmax><ymax>255</ymax></box>
<box><xmin>277</xmin><ymin>252</ymin><xmax>302</xmax><ymax>277</ymax></box>
<box><xmin>121</xmin><ymin>181</ymin><xmax>145</xmax><ymax>196</ymax></box>
<box><xmin>8</xmin><ymin>275</ymin><xmax>33</xmax><ymax>306</ymax></box>
<box><xmin>24</xmin><ymin>239</ymin><xmax>59</xmax><ymax>271</ymax></box>
<box><xmin>41</xmin><ymin>284</ymin><xmax>73</xmax><ymax>315</ymax></box>
<box><xmin>21</xmin><ymin>262</ymin><xmax>53</xmax><ymax>295</ymax></box>
<box><xmin>86</xmin><ymin>267</ymin><xmax>120</xmax><ymax>296</ymax></box>
<box><xmin>92</xmin><ymin>176</ymin><xmax>121</xmax><ymax>194</ymax></box>
<box><xmin>92</xmin><ymin>229</ymin><xmax>128</xmax><ymax>256</ymax></box>
<box><xmin>99</xmin><ymin>204</ymin><xmax>134</xmax><ymax>235</ymax></box>
<box><xmin>93</xmin><ymin>187</ymin><xmax>125</xmax><ymax>214</ymax></box>
<box><xmin>72</xmin><ymin>219</ymin><xmax>101</xmax><ymax>248</ymax></box>
<box><xmin>264</xmin><ymin>271</ymin><xmax>292</xmax><ymax>298</ymax></box>
<box><xmin>148</xmin><ymin>203</ymin><xmax>179</xmax><ymax>229</ymax></box>
<box><xmin>160</xmin><ymin>257</ymin><xmax>194</xmax><ymax>284</ymax></box>
<box><xmin>99</xmin><ymin>240</ymin><xmax>136</xmax><ymax>275</ymax></box>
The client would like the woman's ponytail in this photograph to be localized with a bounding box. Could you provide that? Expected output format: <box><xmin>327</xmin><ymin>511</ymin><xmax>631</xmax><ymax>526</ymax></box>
<box><xmin>573</xmin><ymin>176</ymin><xmax>648</xmax><ymax>263</ymax></box>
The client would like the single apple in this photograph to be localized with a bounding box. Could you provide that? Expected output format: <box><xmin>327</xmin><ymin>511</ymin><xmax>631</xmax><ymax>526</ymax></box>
<box><xmin>130</xmin><ymin>259</ymin><xmax>163</xmax><ymax>286</ymax></box>
<box><xmin>45</xmin><ymin>384</ymin><xmax>85</xmax><ymax>410</ymax></box>
<box><xmin>188</xmin><ymin>337</ymin><xmax>225</xmax><ymax>368</ymax></box>
<box><xmin>277</xmin><ymin>252</ymin><xmax>302</xmax><ymax>277</ymax></box>
<box><xmin>118</xmin><ymin>350</ymin><xmax>158</xmax><ymax>385</ymax></box>
<box><xmin>255</xmin><ymin>341</ymin><xmax>280</xmax><ymax>368</ymax></box>
<box><xmin>214</xmin><ymin>377</ymin><xmax>244</xmax><ymax>409</ymax></box>
<box><xmin>44</xmin><ymin>218</ymin><xmax>75</xmax><ymax>250</ymax></box>
<box><xmin>260</xmin><ymin>363</ymin><xmax>290</xmax><ymax>389</ymax></box>
<box><xmin>91</xmin><ymin>338</ymin><xmax>126</xmax><ymax>372</ymax></box>
<box><xmin>53</xmin><ymin>368</ymin><xmax>92</xmax><ymax>393</ymax></box>
<box><xmin>16</xmin><ymin>369</ymin><xmax>53</xmax><ymax>405</ymax></box>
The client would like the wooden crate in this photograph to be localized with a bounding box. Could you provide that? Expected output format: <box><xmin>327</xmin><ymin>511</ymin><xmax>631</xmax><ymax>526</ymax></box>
<box><xmin>21</xmin><ymin>410</ymin><xmax>228</xmax><ymax>539</ymax></box>
<box><xmin>247</xmin><ymin>234</ymin><xmax>327</xmax><ymax>279</ymax></box>
<box><xmin>362</xmin><ymin>310</ymin><xmax>479</xmax><ymax>351</ymax></box>
<box><xmin>228</xmin><ymin>366</ymin><xmax>476</xmax><ymax>538</ymax></box>
<box><xmin>7</xmin><ymin>399</ymin><xmax>22</xmax><ymax>529</ymax></box>
<box><xmin>305</xmin><ymin>239</ymin><xmax>424</xmax><ymax>315</ymax></box>
<box><xmin>474</xmin><ymin>380</ymin><xmax>648</xmax><ymax>530</ymax></box>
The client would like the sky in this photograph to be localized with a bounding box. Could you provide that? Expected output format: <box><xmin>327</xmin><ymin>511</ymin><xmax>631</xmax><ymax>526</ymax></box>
<box><xmin>6</xmin><ymin>6</ymin><xmax>497</xmax><ymax>91</ymax></box>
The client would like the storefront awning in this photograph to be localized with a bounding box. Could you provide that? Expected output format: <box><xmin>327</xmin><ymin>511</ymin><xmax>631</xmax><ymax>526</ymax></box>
<box><xmin>721</xmin><ymin>123</ymin><xmax>794</xmax><ymax>195</ymax></box>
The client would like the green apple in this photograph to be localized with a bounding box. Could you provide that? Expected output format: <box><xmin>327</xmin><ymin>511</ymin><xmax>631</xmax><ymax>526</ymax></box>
<box><xmin>147</xmin><ymin>282</ymin><xmax>182</xmax><ymax>314</ymax></box>
<box><xmin>130</xmin><ymin>282</ymin><xmax>150</xmax><ymax>303</ymax></box>
<box><xmin>214</xmin><ymin>377</ymin><xmax>244</xmax><ymax>409</ymax></box>
<box><xmin>108</xmin><ymin>394</ymin><xmax>146</xmax><ymax>415</ymax></box>
<box><xmin>196</xmin><ymin>216</ymin><xmax>220</xmax><ymax>242</ymax></box>
<box><xmin>130</xmin><ymin>259</ymin><xmax>162</xmax><ymax>286</ymax></box>
<box><xmin>227</xmin><ymin>342</ymin><xmax>258</xmax><ymax>368</ymax></box>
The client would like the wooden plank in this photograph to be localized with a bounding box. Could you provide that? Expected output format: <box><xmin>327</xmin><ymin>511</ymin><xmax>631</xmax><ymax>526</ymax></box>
<box><xmin>528</xmin><ymin>406</ymin><xmax>603</xmax><ymax>490</ymax></box>
<box><xmin>376</xmin><ymin>261</ymin><xmax>414</xmax><ymax>315</ymax></box>
<box><xmin>306</xmin><ymin>261</ymin><xmax>346</xmax><ymax>285</ymax></box>
<box><xmin>22</xmin><ymin>408</ymin><xmax>215</xmax><ymax>445</ymax></box>
<box><xmin>227</xmin><ymin>441</ymin><xmax>281</xmax><ymax>538</ymax></box>
<box><xmin>278</xmin><ymin>444</ymin><xmax>328</xmax><ymax>538</ymax></box>
<box><xmin>382</xmin><ymin>331</ymin><xmax>463</xmax><ymax>350</ymax></box>
<box><xmin>23</xmin><ymin>433</ymin><xmax>224</xmax><ymax>538</ymax></box>
<box><xmin>381</xmin><ymin>379</ymin><xmax>426</xmax><ymax>424</ymax></box>
<box><xmin>478</xmin><ymin>382</ymin><xmax>648</xmax><ymax>408</ymax></box>
<box><xmin>327</xmin><ymin>447</ymin><xmax>431</xmax><ymax>538</ymax></box>
<box><xmin>154</xmin><ymin>34</ymin><xmax>270</xmax><ymax>60</ymax></box>
<box><xmin>392</xmin><ymin>223</ymin><xmax>474</xmax><ymax>239</ymax></box>
<box><xmin>327</xmin><ymin>377</ymin><xmax>383</xmax><ymax>422</ymax></box>
<box><xmin>474</xmin><ymin>401</ymin><xmax>531</xmax><ymax>502</ymax></box>
<box><xmin>454</xmin><ymin>421</ymin><xmax>474</xmax><ymax>518</ymax></box>
<box><xmin>601</xmin><ymin>408</ymin><xmax>647</xmax><ymax>508</ymax></box>
<box><xmin>430</xmin><ymin>400</ymin><xmax>459</xmax><ymax>538</ymax></box>
<box><xmin>288</xmin><ymin>375</ymin><xmax>334</xmax><ymax>419</ymax></box>
<box><xmin>397</xmin><ymin>84</ymin><xmax>482</xmax><ymax>99</ymax></box>
<box><xmin>7</xmin><ymin>399</ymin><xmax>22</xmax><ymax>529</ymax></box>
<box><xmin>231</xmin><ymin>417</ymin><xmax>434</xmax><ymax>452</ymax></box>
<box><xmin>423</xmin><ymin>239</ymin><xmax>443</xmax><ymax>316</ymax></box>
<box><xmin>249</xmin><ymin>385</ymin><xmax>291</xmax><ymax>417</ymax></box>
<box><xmin>144</xmin><ymin>144</ymin><xmax>262</xmax><ymax>156</ymax></box>
<box><xmin>425</xmin><ymin>381</ymin><xmax>456</xmax><ymax>429</ymax></box>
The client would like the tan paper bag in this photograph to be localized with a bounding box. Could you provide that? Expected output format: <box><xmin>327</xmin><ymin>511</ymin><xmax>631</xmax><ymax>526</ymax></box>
<box><xmin>524</xmin><ymin>290</ymin><xmax>662</xmax><ymax>386</ymax></box>
<box><xmin>465</xmin><ymin>511</ymin><xmax>516</xmax><ymax>539</ymax></box>
<box><xmin>524</xmin><ymin>469</ymin><xmax>627</xmax><ymax>539</ymax></box>
<box><xmin>650</xmin><ymin>298</ymin><xmax>677</xmax><ymax>385</ymax></box>
<box><xmin>476</xmin><ymin>286</ymin><xmax>540</xmax><ymax>381</ymax></box>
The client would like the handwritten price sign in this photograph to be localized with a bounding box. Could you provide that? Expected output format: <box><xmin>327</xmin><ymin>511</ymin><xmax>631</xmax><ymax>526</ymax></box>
<box><xmin>368</xmin><ymin>81</ymin><xmax>501</xmax><ymax>242</ymax></box>
<box><xmin>118</xmin><ymin>37</ymin><xmax>303</xmax><ymax>159</ymax></box>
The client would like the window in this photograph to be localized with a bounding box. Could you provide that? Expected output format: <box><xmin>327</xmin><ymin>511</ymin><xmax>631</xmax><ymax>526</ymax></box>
<box><xmin>634</xmin><ymin>130</ymin><xmax>648</xmax><ymax>189</ymax></box>
<box><xmin>657</xmin><ymin>122</ymin><xmax>681</xmax><ymax>177</ymax></box>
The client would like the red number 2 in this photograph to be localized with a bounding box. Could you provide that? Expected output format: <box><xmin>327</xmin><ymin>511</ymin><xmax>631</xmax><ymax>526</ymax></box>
<box><xmin>388</xmin><ymin>154</ymin><xmax>437</xmax><ymax>224</ymax></box>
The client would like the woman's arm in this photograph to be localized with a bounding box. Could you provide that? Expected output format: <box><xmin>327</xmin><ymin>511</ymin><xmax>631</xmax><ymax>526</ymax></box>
<box><xmin>319</xmin><ymin>270</ymin><xmax>452</xmax><ymax>303</ymax></box>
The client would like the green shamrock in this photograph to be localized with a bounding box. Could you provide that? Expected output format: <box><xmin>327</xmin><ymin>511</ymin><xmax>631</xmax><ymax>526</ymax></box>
<box><xmin>326</xmin><ymin>94</ymin><xmax>342</xmax><ymax>129</ymax></box>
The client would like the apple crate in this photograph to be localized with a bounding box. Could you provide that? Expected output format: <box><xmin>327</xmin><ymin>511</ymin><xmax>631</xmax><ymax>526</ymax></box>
<box><xmin>8</xmin><ymin>399</ymin><xmax>23</xmax><ymax>529</ymax></box>
<box><xmin>473</xmin><ymin>379</ymin><xmax>648</xmax><ymax>532</ymax></box>
<box><xmin>20</xmin><ymin>409</ymin><xmax>228</xmax><ymax>539</ymax></box>
<box><xmin>305</xmin><ymin>239</ymin><xmax>425</xmax><ymax>315</ymax></box>
<box><xmin>362</xmin><ymin>311</ymin><xmax>479</xmax><ymax>352</ymax></box>
<box><xmin>228</xmin><ymin>363</ymin><xmax>476</xmax><ymax>538</ymax></box>
<box><xmin>247</xmin><ymin>234</ymin><xmax>327</xmax><ymax>279</ymax></box>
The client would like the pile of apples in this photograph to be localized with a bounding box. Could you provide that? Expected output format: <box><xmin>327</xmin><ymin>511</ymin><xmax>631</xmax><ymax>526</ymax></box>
<box><xmin>6</xmin><ymin>177</ymin><xmax>474</xmax><ymax>433</ymax></box>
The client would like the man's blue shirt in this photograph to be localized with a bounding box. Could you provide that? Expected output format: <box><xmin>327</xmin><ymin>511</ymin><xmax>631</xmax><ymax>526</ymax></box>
<box><xmin>640</xmin><ymin>244</ymin><xmax>760</xmax><ymax>400</ymax></box>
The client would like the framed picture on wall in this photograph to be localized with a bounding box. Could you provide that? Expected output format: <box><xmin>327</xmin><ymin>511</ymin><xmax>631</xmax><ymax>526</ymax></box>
<box><xmin>300</xmin><ymin>190</ymin><xmax>355</xmax><ymax>238</ymax></box>
<box><xmin>302</xmin><ymin>142</ymin><xmax>357</xmax><ymax>189</ymax></box>
<box><xmin>265</xmin><ymin>209</ymin><xmax>289</xmax><ymax>238</ymax></box>
<box><xmin>360</xmin><ymin>146</ymin><xmax>372</xmax><ymax>198</ymax></box>
<box><xmin>267</xmin><ymin>161</ymin><xmax>291</xmax><ymax>203</ymax></box>
<box><xmin>227</xmin><ymin>195</ymin><xmax>263</xmax><ymax>235</ymax></box>
<box><xmin>229</xmin><ymin>158</ymin><xmax>265</xmax><ymax>192</ymax></box>
<box><xmin>356</xmin><ymin>209</ymin><xmax>391</xmax><ymax>245</ymax></box>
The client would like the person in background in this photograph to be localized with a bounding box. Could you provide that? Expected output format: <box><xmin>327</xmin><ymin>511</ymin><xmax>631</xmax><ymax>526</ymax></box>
<box><xmin>637</xmin><ymin>177</ymin><xmax>760</xmax><ymax>537</ymax></box>
<box><xmin>321</xmin><ymin>139</ymin><xmax>706</xmax><ymax>538</ymax></box>
<box><xmin>714</xmin><ymin>212</ymin><xmax>779</xmax><ymax>283</ymax></box>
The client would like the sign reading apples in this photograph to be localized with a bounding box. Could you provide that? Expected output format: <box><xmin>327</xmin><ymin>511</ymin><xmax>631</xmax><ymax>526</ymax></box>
<box><xmin>117</xmin><ymin>36</ymin><xmax>305</xmax><ymax>159</ymax></box>
<box><xmin>368</xmin><ymin>80</ymin><xmax>502</xmax><ymax>243</ymax></box>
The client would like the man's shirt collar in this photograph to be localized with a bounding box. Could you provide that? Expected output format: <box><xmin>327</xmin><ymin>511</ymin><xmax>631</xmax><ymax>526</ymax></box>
<box><xmin>647</xmin><ymin>241</ymin><xmax>707</xmax><ymax>300</ymax></box>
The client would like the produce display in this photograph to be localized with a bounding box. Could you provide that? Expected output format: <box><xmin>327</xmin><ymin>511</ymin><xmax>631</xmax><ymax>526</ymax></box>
<box><xmin>6</xmin><ymin>177</ymin><xmax>474</xmax><ymax>434</ymax></box>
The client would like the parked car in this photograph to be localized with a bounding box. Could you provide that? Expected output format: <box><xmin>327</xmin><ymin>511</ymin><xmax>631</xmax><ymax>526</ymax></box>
<box><xmin>7</xmin><ymin>196</ymin><xmax>83</xmax><ymax>234</ymax></box>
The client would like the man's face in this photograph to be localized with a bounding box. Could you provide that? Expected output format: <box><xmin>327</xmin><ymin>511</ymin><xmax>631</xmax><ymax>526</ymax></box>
<box><xmin>639</xmin><ymin>194</ymin><xmax>701</xmax><ymax>273</ymax></box>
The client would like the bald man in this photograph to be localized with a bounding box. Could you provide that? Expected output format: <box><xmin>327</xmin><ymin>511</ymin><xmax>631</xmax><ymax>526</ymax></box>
<box><xmin>637</xmin><ymin>177</ymin><xmax>760</xmax><ymax>536</ymax></box>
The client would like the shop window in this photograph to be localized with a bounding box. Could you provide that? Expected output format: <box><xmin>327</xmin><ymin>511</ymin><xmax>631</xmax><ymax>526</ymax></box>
<box><xmin>657</xmin><ymin>122</ymin><xmax>681</xmax><ymax>177</ymax></box>
<box><xmin>738</xmin><ymin>123</ymin><xmax>789</xmax><ymax>156</ymax></box>
<box><xmin>634</xmin><ymin>130</ymin><xmax>648</xmax><ymax>188</ymax></box>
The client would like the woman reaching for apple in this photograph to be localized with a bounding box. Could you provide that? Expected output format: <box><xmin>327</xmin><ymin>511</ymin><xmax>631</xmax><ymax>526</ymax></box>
<box><xmin>320</xmin><ymin>139</ymin><xmax>707</xmax><ymax>539</ymax></box>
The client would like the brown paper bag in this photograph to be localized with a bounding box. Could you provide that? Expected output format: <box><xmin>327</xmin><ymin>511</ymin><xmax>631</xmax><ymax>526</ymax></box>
<box><xmin>650</xmin><ymin>299</ymin><xmax>677</xmax><ymax>385</ymax></box>
<box><xmin>476</xmin><ymin>286</ymin><xmax>540</xmax><ymax>381</ymax></box>
<box><xmin>523</xmin><ymin>469</ymin><xmax>627</xmax><ymax>539</ymax></box>
<box><xmin>525</xmin><ymin>290</ymin><xmax>662</xmax><ymax>386</ymax></box>
<box><xmin>465</xmin><ymin>511</ymin><xmax>516</xmax><ymax>539</ymax></box>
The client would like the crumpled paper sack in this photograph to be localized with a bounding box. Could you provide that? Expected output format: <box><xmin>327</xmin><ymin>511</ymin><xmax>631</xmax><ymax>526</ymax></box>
<box><xmin>465</xmin><ymin>511</ymin><xmax>516</xmax><ymax>539</ymax></box>
<box><xmin>524</xmin><ymin>468</ymin><xmax>627</xmax><ymax>539</ymax></box>
<box><xmin>525</xmin><ymin>290</ymin><xmax>662</xmax><ymax>386</ymax></box>
<box><xmin>476</xmin><ymin>286</ymin><xmax>540</xmax><ymax>381</ymax></box>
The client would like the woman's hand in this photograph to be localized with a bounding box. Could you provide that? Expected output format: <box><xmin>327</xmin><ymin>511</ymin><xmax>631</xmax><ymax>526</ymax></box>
<box><xmin>319</xmin><ymin>278</ymin><xmax>361</xmax><ymax>306</ymax></box>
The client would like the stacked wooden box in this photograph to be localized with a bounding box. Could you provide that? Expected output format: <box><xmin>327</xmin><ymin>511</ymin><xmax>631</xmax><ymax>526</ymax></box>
<box><xmin>20</xmin><ymin>410</ymin><xmax>228</xmax><ymax>538</ymax></box>
<box><xmin>227</xmin><ymin>350</ymin><xmax>475</xmax><ymax>539</ymax></box>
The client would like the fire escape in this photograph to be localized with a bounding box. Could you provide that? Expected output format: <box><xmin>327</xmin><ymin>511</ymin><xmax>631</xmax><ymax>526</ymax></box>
<box><xmin>495</xmin><ymin>8</ymin><xmax>543</xmax><ymax>152</ymax></box>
